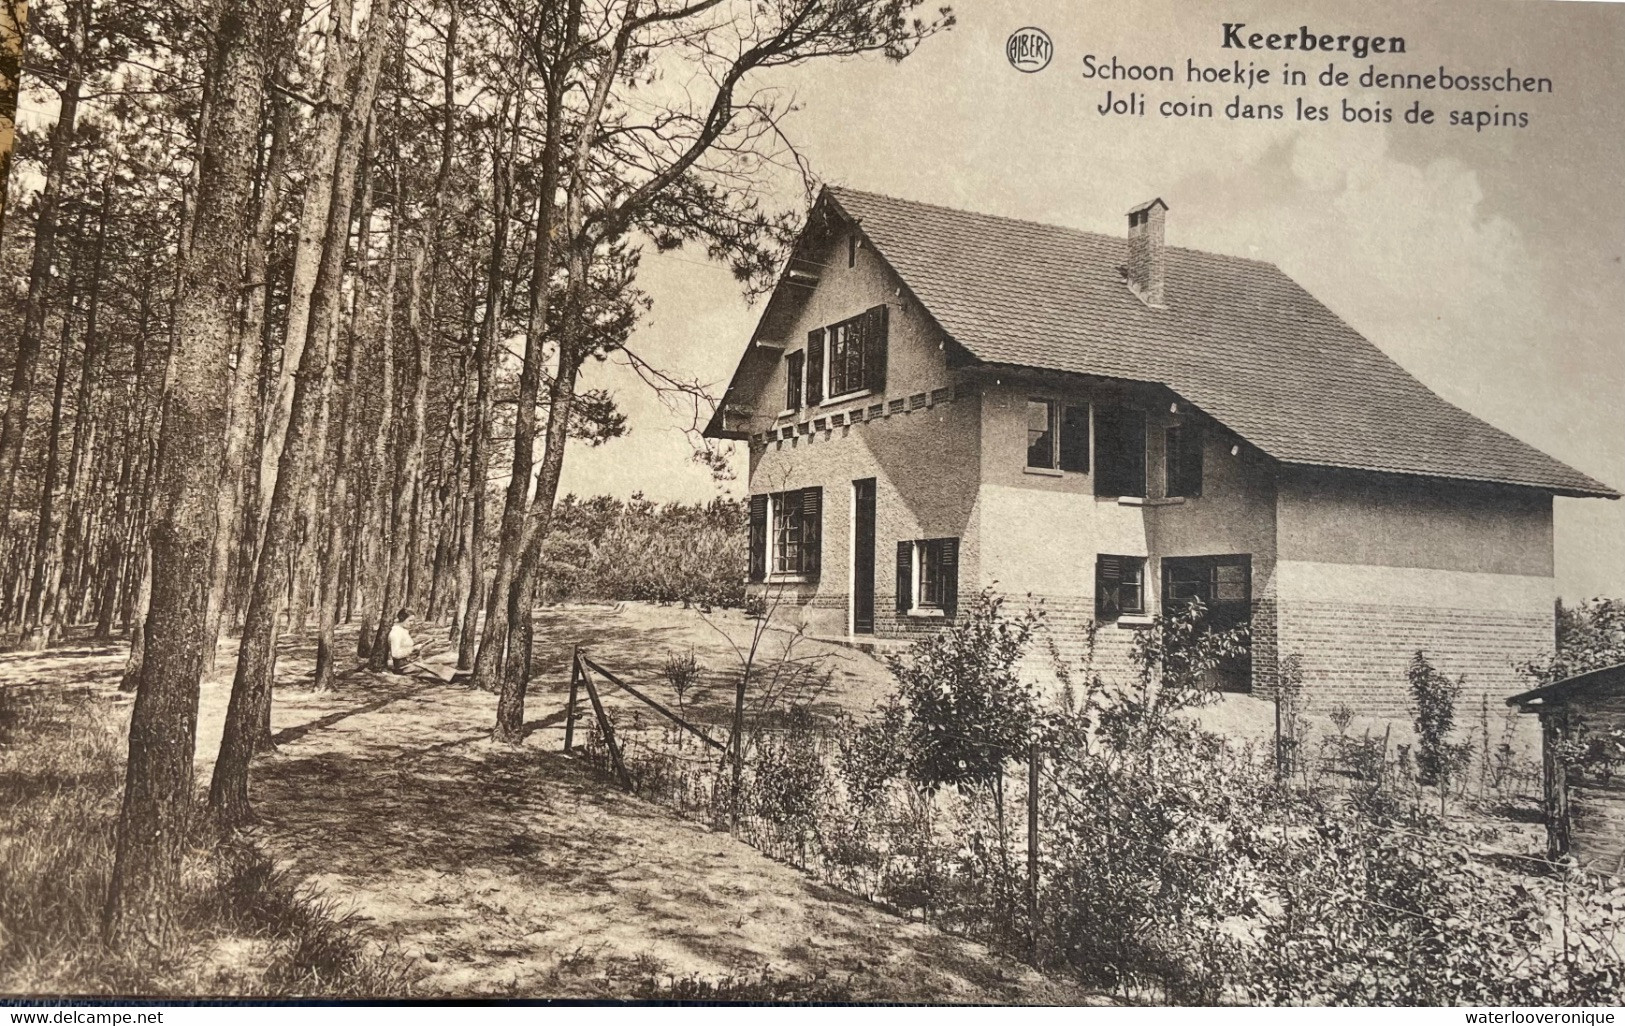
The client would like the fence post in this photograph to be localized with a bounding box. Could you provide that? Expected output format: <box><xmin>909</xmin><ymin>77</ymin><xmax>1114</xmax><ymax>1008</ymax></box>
<box><xmin>1274</xmin><ymin>690</ymin><xmax>1284</xmax><ymax>782</ymax></box>
<box><xmin>579</xmin><ymin>660</ymin><xmax>632</xmax><ymax>790</ymax></box>
<box><xmin>1027</xmin><ymin>741</ymin><xmax>1040</xmax><ymax>965</ymax></box>
<box><xmin>728</xmin><ymin>670</ymin><xmax>747</xmax><ymax>831</ymax></box>
<box><xmin>564</xmin><ymin>647</ymin><xmax>580</xmax><ymax>752</ymax></box>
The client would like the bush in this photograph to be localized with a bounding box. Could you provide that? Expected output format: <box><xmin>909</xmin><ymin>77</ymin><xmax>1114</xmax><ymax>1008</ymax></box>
<box><xmin>1407</xmin><ymin>651</ymin><xmax>1473</xmax><ymax>793</ymax></box>
<box><xmin>576</xmin><ymin>593</ymin><xmax>1625</xmax><ymax>1006</ymax></box>
<box><xmin>887</xmin><ymin>589</ymin><xmax>1041</xmax><ymax>794</ymax></box>
<box><xmin>541</xmin><ymin>493</ymin><xmax>748</xmax><ymax>608</ymax></box>
<box><xmin>1518</xmin><ymin>597</ymin><xmax>1625</xmax><ymax>687</ymax></box>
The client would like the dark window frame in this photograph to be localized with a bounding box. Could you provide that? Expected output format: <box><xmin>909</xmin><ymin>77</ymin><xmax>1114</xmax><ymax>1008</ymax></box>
<box><xmin>769</xmin><ymin>488</ymin><xmax>821</xmax><ymax>577</ymax></box>
<box><xmin>1165</xmin><ymin>422</ymin><xmax>1204</xmax><ymax>498</ymax></box>
<box><xmin>827</xmin><ymin>315</ymin><xmax>867</xmax><ymax>399</ymax></box>
<box><xmin>1161</xmin><ymin>555</ymin><xmax>1251</xmax><ymax>619</ymax></box>
<box><xmin>1095</xmin><ymin>403</ymin><xmax>1148</xmax><ymax>498</ymax></box>
<box><xmin>1026</xmin><ymin>400</ymin><xmax>1056</xmax><ymax>469</ymax></box>
<box><xmin>785</xmin><ymin>350</ymin><xmax>804</xmax><ymax>411</ymax></box>
<box><xmin>1161</xmin><ymin>554</ymin><xmax>1253</xmax><ymax>692</ymax></box>
<box><xmin>918</xmin><ymin>539</ymin><xmax>947</xmax><ymax>609</ymax></box>
<box><xmin>899</xmin><ymin>536</ymin><xmax>958</xmax><ymax>616</ymax></box>
<box><xmin>1095</xmin><ymin>554</ymin><xmax>1147</xmax><ymax>620</ymax></box>
<box><xmin>1026</xmin><ymin>399</ymin><xmax>1090</xmax><ymax>472</ymax></box>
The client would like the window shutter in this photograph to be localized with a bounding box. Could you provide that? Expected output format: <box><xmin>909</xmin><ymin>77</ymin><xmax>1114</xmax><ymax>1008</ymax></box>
<box><xmin>940</xmin><ymin>537</ymin><xmax>959</xmax><ymax>617</ymax></box>
<box><xmin>1059</xmin><ymin>403</ymin><xmax>1090</xmax><ymax>473</ymax></box>
<box><xmin>1183</xmin><ymin>423</ymin><xmax>1204</xmax><ymax>497</ymax></box>
<box><xmin>1095</xmin><ymin>405</ymin><xmax>1147</xmax><ymax>498</ymax></box>
<box><xmin>865</xmin><ymin>305</ymin><xmax>888</xmax><ymax>394</ymax></box>
<box><xmin>806</xmin><ymin>328</ymin><xmax>825</xmax><ymax>405</ymax></box>
<box><xmin>1124</xmin><ymin>410</ymin><xmax>1147</xmax><ymax>497</ymax></box>
<box><xmin>801</xmin><ymin>487</ymin><xmax>822</xmax><ymax>578</ymax></box>
<box><xmin>785</xmin><ymin>351</ymin><xmax>804</xmax><ymax>411</ymax></box>
<box><xmin>748</xmin><ymin>495</ymin><xmax>767</xmax><ymax>581</ymax></box>
<box><xmin>1096</xmin><ymin>554</ymin><xmax>1121</xmax><ymax>619</ymax></box>
<box><xmin>896</xmin><ymin>541</ymin><xmax>912</xmax><ymax>613</ymax></box>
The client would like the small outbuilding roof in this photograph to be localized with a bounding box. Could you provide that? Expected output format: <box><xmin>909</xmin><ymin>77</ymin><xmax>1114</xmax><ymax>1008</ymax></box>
<box><xmin>1507</xmin><ymin>663</ymin><xmax>1625</xmax><ymax>710</ymax></box>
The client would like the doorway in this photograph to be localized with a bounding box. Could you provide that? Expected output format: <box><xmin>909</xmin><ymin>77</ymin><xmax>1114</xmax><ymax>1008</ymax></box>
<box><xmin>852</xmin><ymin>478</ymin><xmax>876</xmax><ymax>634</ymax></box>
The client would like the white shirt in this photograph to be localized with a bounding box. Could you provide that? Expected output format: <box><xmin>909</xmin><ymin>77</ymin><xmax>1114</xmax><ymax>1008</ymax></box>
<box><xmin>387</xmin><ymin>623</ymin><xmax>414</xmax><ymax>660</ymax></box>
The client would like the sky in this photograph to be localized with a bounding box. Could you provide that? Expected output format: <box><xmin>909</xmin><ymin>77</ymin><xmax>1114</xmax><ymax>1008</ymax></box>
<box><xmin>555</xmin><ymin>0</ymin><xmax>1625</xmax><ymax>600</ymax></box>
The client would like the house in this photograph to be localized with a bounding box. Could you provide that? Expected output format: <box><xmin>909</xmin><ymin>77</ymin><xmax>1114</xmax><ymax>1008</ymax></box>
<box><xmin>1508</xmin><ymin>664</ymin><xmax>1625</xmax><ymax>873</ymax></box>
<box><xmin>703</xmin><ymin>187</ymin><xmax>1619</xmax><ymax>713</ymax></box>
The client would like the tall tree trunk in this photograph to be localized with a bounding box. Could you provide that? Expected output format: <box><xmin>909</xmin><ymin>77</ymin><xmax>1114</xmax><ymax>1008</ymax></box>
<box><xmin>492</xmin><ymin>0</ymin><xmax>620</xmax><ymax>730</ymax></box>
<box><xmin>366</xmin><ymin>10</ymin><xmax>451</xmax><ymax>666</ymax></box>
<box><xmin>0</xmin><ymin>0</ymin><xmax>28</xmax><ymax>244</ymax></box>
<box><xmin>102</xmin><ymin>0</ymin><xmax>266</xmax><ymax>951</ymax></box>
<box><xmin>0</xmin><ymin>0</ymin><xmax>83</xmax><ymax>520</ymax></box>
<box><xmin>205</xmin><ymin>61</ymin><xmax>293</xmax><ymax>665</ymax></box>
<box><xmin>354</xmin><ymin>212</ymin><xmax>396</xmax><ymax>660</ymax></box>
<box><xmin>494</xmin><ymin>269</ymin><xmax>584</xmax><ymax>740</ymax></box>
<box><xmin>53</xmin><ymin>178</ymin><xmax>113</xmax><ymax>626</ymax></box>
<box><xmin>23</xmin><ymin>212</ymin><xmax>85</xmax><ymax>632</ymax></box>
<box><xmin>96</xmin><ymin>249</ymin><xmax>157</xmax><ymax>639</ymax></box>
<box><xmin>457</xmin><ymin>99</ymin><xmax>515</xmax><ymax>671</ymax></box>
<box><xmin>210</xmin><ymin>0</ymin><xmax>392</xmax><ymax>825</ymax></box>
<box><xmin>367</xmin><ymin>246</ymin><xmax>426</xmax><ymax>667</ymax></box>
<box><xmin>313</xmin><ymin>120</ymin><xmax>375</xmax><ymax>691</ymax></box>
<box><xmin>249</xmin><ymin>0</ymin><xmax>354</xmax><ymax>554</ymax></box>
<box><xmin>471</xmin><ymin>50</ymin><xmax>570</xmax><ymax>692</ymax></box>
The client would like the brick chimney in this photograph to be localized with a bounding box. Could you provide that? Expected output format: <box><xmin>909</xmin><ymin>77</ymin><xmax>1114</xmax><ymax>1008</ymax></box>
<box><xmin>1125</xmin><ymin>198</ymin><xmax>1168</xmax><ymax>309</ymax></box>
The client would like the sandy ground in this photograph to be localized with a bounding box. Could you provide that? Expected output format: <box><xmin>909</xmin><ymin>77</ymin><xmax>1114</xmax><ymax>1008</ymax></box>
<box><xmin>0</xmin><ymin>605</ymin><xmax>1097</xmax><ymax>1002</ymax></box>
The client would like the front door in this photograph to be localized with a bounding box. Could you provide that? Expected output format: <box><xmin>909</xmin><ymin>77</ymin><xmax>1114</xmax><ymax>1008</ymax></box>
<box><xmin>1161</xmin><ymin>555</ymin><xmax>1252</xmax><ymax>691</ymax></box>
<box><xmin>852</xmin><ymin>478</ymin><xmax>876</xmax><ymax>634</ymax></box>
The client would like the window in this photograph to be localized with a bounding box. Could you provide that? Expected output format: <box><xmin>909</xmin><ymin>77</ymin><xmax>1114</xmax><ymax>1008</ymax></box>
<box><xmin>1165</xmin><ymin>423</ymin><xmax>1203</xmax><ymax>497</ymax></box>
<box><xmin>747</xmin><ymin>489</ymin><xmax>821</xmax><ymax>580</ymax></box>
<box><xmin>1162</xmin><ymin>555</ymin><xmax>1249</xmax><ymax>613</ymax></box>
<box><xmin>785</xmin><ymin>351</ymin><xmax>804</xmax><ymax>411</ymax></box>
<box><xmin>810</xmin><ymin>305</ymin><xmax>889</xmax><ymax>403</ymax></box>
<box><xmin>1095</xmin><ymin>555</ymin><xmax>1146</xmax><ymax>620</ymax></box>
<box><xmin>1161</xmin><ymin>554</ymin><xmax>1252</xmax><ymax>690</ymax></box>
<box><xmin>1094</xmin><ymin>404</ymin><xmax>1147</xmax><ymax>497</ymax></box>
<box><xmin>1026</xmin><ymin>400</ymin><xmax>1090</xmax><ymax>471</ymax></box>
<box><xmin>847</xmin><ymin>234</ymin><xmax>857</xmax><ymax>268</ymax></box>
<box><xmin>1026</xmin><ymin>401</ymin><xmax>1055</xmax><ymax>469</ymax></box>
<box><xmin>918</xmin><ymin>540</ymin><xmax>947</xmax><ymax>609</ymax></box>
<box><xmin>828</xmin><ymin>319</ymin><xmax>865</xmax><ymax>398</ymax></box>
<box><xmin>896</xmin><ymin>537</ymin><xmax>958</xmax><ymax>616</ymax></box>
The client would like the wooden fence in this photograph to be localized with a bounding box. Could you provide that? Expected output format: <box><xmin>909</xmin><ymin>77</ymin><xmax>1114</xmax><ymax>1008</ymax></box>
<box><xmin>562</xmin><ymin>645</ymin><xmax>725</xmax><ymax>791</ymax></box>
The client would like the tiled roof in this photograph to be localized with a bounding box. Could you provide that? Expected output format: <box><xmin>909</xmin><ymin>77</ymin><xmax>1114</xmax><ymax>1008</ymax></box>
<box><xmin>826</xmin><ymin>187</ymin><xmax>1617</xmax><ymax>498</ymax></box>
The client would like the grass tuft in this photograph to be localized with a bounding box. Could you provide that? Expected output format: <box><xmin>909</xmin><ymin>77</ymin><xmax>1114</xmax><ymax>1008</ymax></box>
<box><xmin>0</xmin><ymin>685</ymin><xmax>418</xmax><ymax>998</ymax></box>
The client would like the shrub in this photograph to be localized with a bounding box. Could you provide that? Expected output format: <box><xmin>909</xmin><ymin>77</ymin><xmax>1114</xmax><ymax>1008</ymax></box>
<box><xmin>1407</xmin><ymin>651</ymin><xmax>1473</xmax><ymax>792</ymax></box>
<box><xmin>541</xmin><ymin>493</ymin><xmax>747</xmax><ymax>608</ymax></box>
<box><xmin>662</xmin><ymin>648</ymin><xmax>700</xmax><ymax>720</ymax></box>
<box><xmin>1517</xmin><ymin>597</ymin><xmax>1625</xmax><ymax>687</ymax></box>
<box><xmin>887</xmin><ymin>589</ymin><xmax>1041</xmax><ymax>794</ymax></box>
<box><xmin>576</xmin><ymin>592</ymin><xmax>1625</xmax><ymax>1006</ymax></box>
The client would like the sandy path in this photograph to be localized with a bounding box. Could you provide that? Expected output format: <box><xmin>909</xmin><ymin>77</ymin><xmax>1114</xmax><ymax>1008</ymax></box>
<box><xmin>236</xmin><ymin>662</ymin><xmax>1088</xmax><ymax>1000</ymax></box>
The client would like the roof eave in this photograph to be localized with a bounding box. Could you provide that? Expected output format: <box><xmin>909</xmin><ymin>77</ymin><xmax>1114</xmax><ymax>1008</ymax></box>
<box><xmin>1277</xmin><ymin>459</ymin><xmax>1621</xmax><ymax>500</ymax></box>
<box><xmin>1507</xmin><ymin>662</ymin><xmax>1625</xmax><ymax>709</ymax></box>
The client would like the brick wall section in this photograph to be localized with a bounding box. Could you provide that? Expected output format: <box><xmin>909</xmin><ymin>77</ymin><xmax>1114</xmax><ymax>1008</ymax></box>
<box><xmin>1277</xmin><ymin>600</ymin><xmax>1552</xmax><ymax>718</ymax></box>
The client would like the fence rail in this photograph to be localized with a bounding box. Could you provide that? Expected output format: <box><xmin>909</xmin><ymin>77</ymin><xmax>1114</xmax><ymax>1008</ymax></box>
<box><xmin>563</xmin><ymin>647</ymin><xmax>727</xmax><ymax>793</ymax></box>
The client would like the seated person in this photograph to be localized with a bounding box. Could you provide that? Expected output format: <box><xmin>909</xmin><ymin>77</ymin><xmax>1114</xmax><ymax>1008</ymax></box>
<box><xmin>386</xmin><ymin>608</ymin><xmax>416</xmax><ymax>674</ymax></box>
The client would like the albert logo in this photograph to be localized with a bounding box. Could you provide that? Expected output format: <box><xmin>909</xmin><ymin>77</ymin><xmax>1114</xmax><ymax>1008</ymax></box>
<box><xmin>1006</xmin><ymin>27</ymin><xmax>1052</xmax><ymax>73</ymax></box>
